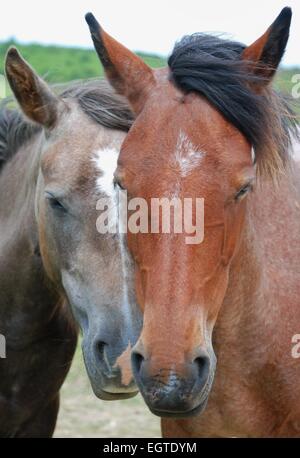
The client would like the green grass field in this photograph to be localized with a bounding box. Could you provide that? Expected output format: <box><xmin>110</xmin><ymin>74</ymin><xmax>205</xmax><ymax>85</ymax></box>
<box><xmin>0</xmin><ymin>40</ymin><xmax>299</xmax><ymax>99</ymax></box>
<box><xmin>0</xmin><ymin>40</ymin><xmax>166</xmax><ymax>83</ymax></box>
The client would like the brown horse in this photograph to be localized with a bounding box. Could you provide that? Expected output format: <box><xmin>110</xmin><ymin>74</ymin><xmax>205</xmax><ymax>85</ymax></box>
<box><xmin>0</xmin><ymin>49</ymin><xmax>141</xmax><ymax>437</ymax></box>
<box><xmin>86</xmin><ymin>8</ymin><xmax>300</xmax><ymax>436</ymax></box>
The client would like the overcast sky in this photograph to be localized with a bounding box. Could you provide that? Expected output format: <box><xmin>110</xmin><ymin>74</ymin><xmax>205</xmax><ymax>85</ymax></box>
<box><xmin>1</xmin><ymin>0</ymin><xmax>299</xmax><ymax>66</ymax></box>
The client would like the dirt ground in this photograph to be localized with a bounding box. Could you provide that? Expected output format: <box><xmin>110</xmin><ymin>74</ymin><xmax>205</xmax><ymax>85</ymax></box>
<box><xmin>54</xmin><ymin>346</ymin><xmax>160</xmax><ymax>438</ymax></box>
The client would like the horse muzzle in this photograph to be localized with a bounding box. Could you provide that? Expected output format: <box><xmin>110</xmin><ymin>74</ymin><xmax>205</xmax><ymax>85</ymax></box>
<box><xmin>131</xmin><ymin>346</ymin><xmax>216</xmax><ymax>417</ymax></box>
<box><xmin>82</xmin><ymin>336</ymin><xmax>139</xmax><ymax>400</ymax></box>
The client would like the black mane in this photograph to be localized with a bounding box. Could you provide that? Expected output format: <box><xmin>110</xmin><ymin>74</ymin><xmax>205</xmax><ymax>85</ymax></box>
<box><xmin>168</xmin><ymin>34</ymin><xmax>298</xmax><ymax>174</ymax></box>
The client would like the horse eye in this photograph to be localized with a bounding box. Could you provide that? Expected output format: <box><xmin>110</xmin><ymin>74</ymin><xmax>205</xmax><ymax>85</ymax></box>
<box><xmin>114</xmin><ymin>179</ymin><xmax>126</xmax><ymax>191</ymax></box>
<box><xmin>50</xmin><ymin>199</ymin><xmax>65</xmax><ymax>211</ymax></box>
<box><xmin>46</xmin><ymin>194</ymin><xmax>66</xmax><ymax>212</ymax></box>
<box><xmin>235</xmin><ymin>184</ymin><xmax>252</xmax><ymax>201</ymax></box>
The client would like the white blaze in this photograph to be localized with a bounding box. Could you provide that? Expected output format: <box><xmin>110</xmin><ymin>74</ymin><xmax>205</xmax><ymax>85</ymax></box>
<box><xmin>93</xmin><ymin>148</ymin><xmax>132</xmax><ymax>325</ymax></box>
<box><xmin>174</xmin><ymin>130</ymin><xmax>205</xmax><ymax>176</ymax></box>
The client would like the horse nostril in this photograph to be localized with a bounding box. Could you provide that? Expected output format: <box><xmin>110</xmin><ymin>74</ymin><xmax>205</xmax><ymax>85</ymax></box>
<box><xmin>131</xmin><ymin>350</ymin><xmax>145</xmax><ymax>376</ymax></box>
<box><xmin>95</xmin><ymin>340</ymin><xmax>107</xmax><ymax>363</ymax></box>
<box><xmin>94</xmin><ymin>340</ymin><xmax>115</xmax><ymax>376</ymax></box>
<box><xmin>193</xmin><ymin>353</ymin><xmax>210</xmax><ymax>385</ymax></box>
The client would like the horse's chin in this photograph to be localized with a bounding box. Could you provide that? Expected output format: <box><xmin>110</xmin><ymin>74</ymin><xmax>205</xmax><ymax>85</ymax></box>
<box><xmin>92</xmin><ymin>387</ymin><xmax>139</xmax><ymax>401</ymax></box>
<box><xmin>147</xmin><ymin>396</ymin><xmax>209</xmax><ymax>419</ymax></box>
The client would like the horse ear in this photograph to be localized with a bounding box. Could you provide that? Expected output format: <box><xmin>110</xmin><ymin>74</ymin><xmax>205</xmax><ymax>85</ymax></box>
<box><xmin>5</xmin><ymin>47</ymin><xmax>60</xmax><ymax>128</ymax></box>
<box><xmin>85</xmin><ymin>12</ymin><xmax>155</xmax><ymax>114</ymax></box>
<box><xmin>242</xmin><ymin>7</ymin><xmax>292</xmax><ymax>86</ymax></box>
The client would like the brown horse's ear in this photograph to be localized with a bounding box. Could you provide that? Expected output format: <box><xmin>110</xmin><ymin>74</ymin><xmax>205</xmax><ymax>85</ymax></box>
<box><xmin>85</xmin><ymin>12</ymin><xmax>155</xmax><ymax>113</ymax></box>
<box><xmin>242</xmin><ymin>7</ymin><xmax>292</xmax><ymax>86</ymax></box>
<box><xmin>5</xmin><ymin>47</ymin><xmax>60</xmax><ymax>128</ymax></box>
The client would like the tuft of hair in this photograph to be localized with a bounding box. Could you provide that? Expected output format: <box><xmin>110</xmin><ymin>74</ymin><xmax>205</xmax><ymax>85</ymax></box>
<box><xmin>0</xmin><ymin>101</ymin><xmax>40</xmax><ymax>170</ymax></box>
<box><xmin>0</xmin><ymin>79</ymin><xmax>134</xmax><ymax>172</ymax></box>
<box><xmin>60</xmin><ymin>79</ymin><xmax>134</xmax><ymax>131</ymax></box>
<box><xmin>168</xmin><ymin>34</ymin><xmax>299</xmax><ymax>179</ymax></box>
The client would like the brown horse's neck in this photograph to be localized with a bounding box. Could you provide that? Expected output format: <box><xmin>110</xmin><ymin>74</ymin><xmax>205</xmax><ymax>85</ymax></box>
<box><xmin>0</xmin><ymin>131</ymin><xmax>77</xmax><ymax>437</ymax></box>
<box><xmin>215</xmin><ymin>161</ymin><xmax>300</xmax><ymax>350</ymax></box>
<box><xmin>0</xmin><ymin>133</ymin><xmax>65</xmax><ymax>343</ymax></box>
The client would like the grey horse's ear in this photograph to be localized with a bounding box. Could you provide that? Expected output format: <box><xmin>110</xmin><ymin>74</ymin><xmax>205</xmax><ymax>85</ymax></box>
<box><xmin>5</xmin><ymin>47</ymin><xmax>61</xmax><ymax>128</ymax></box>
<box><xmin>242</xmin><ymin>7</ymin><xmax>292</xmax><ymax>86</ymax></box>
